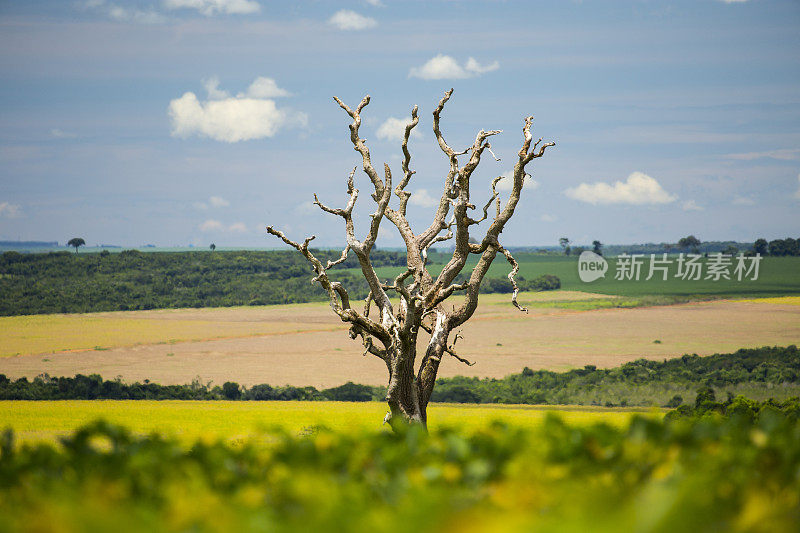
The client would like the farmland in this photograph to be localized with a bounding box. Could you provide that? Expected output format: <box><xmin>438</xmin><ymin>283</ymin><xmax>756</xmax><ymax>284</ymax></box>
<box><xmin>1</xmin><ymin>292</ymin><xmax>798</xmax><ymax>388</ymax></box>
<box><xmin>0</xmin><ymin>400</ymin><xmax>651</xmax><ymax>443</ymax></box>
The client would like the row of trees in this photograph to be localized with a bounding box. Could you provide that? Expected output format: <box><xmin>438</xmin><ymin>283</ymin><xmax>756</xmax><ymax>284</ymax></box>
<box><xmin>0</xmin><ymin>374</ymin><xmax>381</xmax><ymax>402</ymax></box>
<box><xmin>753</xmin><ymin>237</ymin><xmax>800</xmax><ymax>256</ymax></box>
<box><xmin>4</xmin><ymin>346</ymin><xmax>797</xmax><ymax>406</ymax></box>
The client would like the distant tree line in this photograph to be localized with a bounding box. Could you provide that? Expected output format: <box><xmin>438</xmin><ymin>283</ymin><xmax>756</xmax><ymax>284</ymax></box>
<box><xmin>753</xmin><ymin>237</ymin><xmax>800</xmax><ymax>257</ymax></box>
<box><xmin>3</xmin><ymin>346</ymin><xmax>797</xmax><ymax>406</ymax></box>
<box><xmin>665</xmin><ymin>389</ymin><xmax>800</xmax><ymax>422</ymax></box>
<box><xmin>0</xmin><ymin>250</ymin><xmax>560</xmax><ymax>316</ymax></box>
<box><xmin>0</xmin><ymin>374</ymin><xmax>382</xmax><ymax>402</ymax></box>
<box><xmin>430</xmin><ymin>345</ymin><xmax>800</xmax><ymax>407</ymax></box>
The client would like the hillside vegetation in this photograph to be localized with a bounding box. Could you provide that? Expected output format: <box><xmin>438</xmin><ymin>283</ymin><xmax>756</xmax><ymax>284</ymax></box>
<box><xmin>0</xmin><ymin>250</ymin><xmax>558</xmax><ymax>316</ymax></box>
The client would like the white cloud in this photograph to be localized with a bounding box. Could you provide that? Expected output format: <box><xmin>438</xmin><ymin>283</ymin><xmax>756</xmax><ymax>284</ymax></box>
<box><xmin>328</xmin><ymin>10</ymin><xmax>377</xmax><ymax>30</ymax></box>
<box><xmin>682</xmin><ymin>200</ymin><xmax>704</xmax><ymax>211</ymax></box>
<box><xmin>209</xmin><ymin>196</ymin><xmax>229</xmax><ymax>207</ymax></box>
<box><xmin>50</xmin><ymin>128</ymin><xmax>77</xmax><ymax>139</ymax></box>
<box><xmin>409</xmin><ymin>189</ymin><xmax>439</xmax><ymax>208</ymax></box>
<box><xmin>496</xmin><ymin>171</ymin><xmax>539</xmax><ymax>192</ymax></box>
<box><xmin>240</xmin><ymin>77</ymin><xmax>290</xmax><ymax>99</ymax></box>
<box><xmin>199</xmin><ymin>219</ymin><xmax>222</xmax><ymax>231</ymax></box>
<box><xmin>0</xmin><ymin>202</ymin><xmax>21</xmax><ymax>218</ymax></box>
<box><xmin>168</xmin><ymin>77</ymin><xmax>307</xmax><ymax>142</ymax></box>
<box><xmin>564</xmin><ymin>172</ymin><xmax>677</xmax><ymax>205</ymax></box>
<box><xmin>540</xmin><ymin>214</ymin><xmax>557</xmax><ymax>222</ymax></box>
<box><xmin>409</xmin><ymin>54</ymin><xmax>499</xmax><ymax>80</ymax></box>
<box><xmin>726</xmin><ymin>148</ymin><xmax>800</xmax><ymax>161</ymax></box>
<box><xmin>203</xmin><ymin>77</ymin><xmax>230</xmax><ymax>100</ymax></box>
<box><xmin>376</xmin><ymin>117</ymin><xmax>422</xmax><ymax>142</ymax></box>
<box><xmin>228</xmin><ymin>222</ymin><xmax>247</xmax><ymax>232</ymax></box>
<box><xmin>365</xmin><ymin>0</ymin><xmax>383</xmax><ymax>6</ymax></box>
<box><xmin>164</xmin><ymin>0</ymin><xmax>261</xmax><ymax>16</ymax></box>
<box><xmin>85</xmin><ymin>1</ymin><xmax>165</xmax><ymax>24</ymax></box>
<box><xmin>719</xmin><ymin>0</ymin><xmax>748</xmax><ymax>3</ymax></box>
<box><xmin>732</xmin><ymin>196</ymin><xmax>755</xmax><ymax>206</ymax></box>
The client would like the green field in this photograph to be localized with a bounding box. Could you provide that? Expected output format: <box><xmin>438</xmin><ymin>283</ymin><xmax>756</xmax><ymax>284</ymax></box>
<box><xmin>366</xmin><ymin>253</ymin><xmax>800</xmax><ymax>300</ymax></box>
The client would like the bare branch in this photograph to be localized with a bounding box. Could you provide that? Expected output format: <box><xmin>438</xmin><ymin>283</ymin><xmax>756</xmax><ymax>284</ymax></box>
<box><xmin>499</xmin><ymin>245</ymin><xmax>528</xmax><ymax>313</ymax></box>
<box><xmin>325</xmin><ymin>245</ymin><xmax>350</xmax><ymax>270</ymax></box>
<box><xmin>445</xmin><ymin>346</ymin><xmax>475</xmax><ymax>366</ymax></box>
<box><xmin>333</xmin><ymin>95</ymin><xmax>384</xmax><ymax>197</ymax></box>
<box><xmin>396</xmin><ymin>105</ymin><xmax>419</xmax><ymax>215</ymax></box>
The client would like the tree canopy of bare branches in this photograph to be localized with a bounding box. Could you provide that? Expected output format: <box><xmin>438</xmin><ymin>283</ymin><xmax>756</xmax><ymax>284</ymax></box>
<box><xmin>267</xmin><ymin>89</ymin><xmax>554</xmax><ymax>430</ymax></box>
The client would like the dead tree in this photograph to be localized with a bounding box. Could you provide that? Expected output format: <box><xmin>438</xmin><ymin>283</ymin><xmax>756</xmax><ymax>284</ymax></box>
<box><xmin>267</xmin><ymin>89</ymin><xmax>554</xmax><ymax>430</ymax></box>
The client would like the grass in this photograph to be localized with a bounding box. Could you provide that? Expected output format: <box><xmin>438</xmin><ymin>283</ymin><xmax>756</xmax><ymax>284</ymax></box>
<box><xmin>0</xmin><ymin>400</ymin><xmax>656</xmax><ymax>444</ymax></box>
<box><xmin>360</xmin><ymin>254</ymin><xmax>800</xmax><ymax>300</ymax></box>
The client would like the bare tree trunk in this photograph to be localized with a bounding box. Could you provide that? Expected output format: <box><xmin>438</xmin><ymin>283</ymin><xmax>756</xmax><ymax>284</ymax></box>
<box><xmin>267</xmin><ymin>89</ymin><xmax>553</xmax><ymax>432</ymax></box>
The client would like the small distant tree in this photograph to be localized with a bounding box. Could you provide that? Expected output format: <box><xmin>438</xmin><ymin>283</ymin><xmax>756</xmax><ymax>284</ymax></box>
<box><xmin>592</xmin><ymin>240</ymin><xmax>602</xmax><ymax>255</ymax></box>
<box><xmin>67</xmin><ymin>237</ymin><xmax>85</xmax><ymax>254</ymax></box>
<box><xmin>222</xmin><ymin>381</ymin><xmax>241</xmax><ymax>400</ymax></box>
<box><xmin>559</xmin><ymin>237</ymin><xmax>570</xmax><ymax>256</ymax></box>
<box><xmin>677</xmin><ymin>235</ymin><xmax>700</xmax><ymax>253</ymax></box>
<box><xmin>210</xmin><ymin>243</ymin><xmax>216</xmax><ymax>251</ymax></box>
<box><xmin>753</xmin><ymin>238</ymin><xmax>768</xmax><ymax>255</ymax></box>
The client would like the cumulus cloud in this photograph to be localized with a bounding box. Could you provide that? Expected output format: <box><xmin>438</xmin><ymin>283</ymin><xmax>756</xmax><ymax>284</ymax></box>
<box><xmin>328</xmin><ymin>10</ymin><xmax>377</xmax><ymax>30</ymax></box>
<box><xmin>209</xmin><ymin>196</ymin><xmax>229</xmax><ymax>207</ymax></box>
<box><xmin>376</xmin><ymin>117</ymin><xmax>422</xmax><ymax>142</ymax></box>
<box><xmin>199</xmin><ymin>219</ymin><xmax>222</xmax><ymax>231</ymax></box>
<box><xmin>496</xmin><ymin>171</ymin><xmax>538</xmax><ymax>192</ymax></box>
<box><xmin>682</xmin><ymin>200</ymin><xmax>704</xmax><ymax>211</ymax></box>
<box><xmin>240</xmin><ymin>77</ymin><xmax>290</xmax><ymax>98</ymax></box>
<box><xmin>0</xmin><ymin>202</ymin><xmax>21</xmax><ymax>218</ymax></box>
<box><xmin>564</xmin><ymin>172</ymin><xmax>677</xmax><ymax>205</ymax></box>
<box><xmin>228</xmin><ymin>222</ymin><xmax>248</xmax><ymax>232</ymax></box>
<box><xmin>732</xmin><ymin>196</ymin><xmax>755</xmax><ymax>206</ymax></box>
<box><xmin>164</xmin><ymin>0</ymin><xmax>261</xmax><ymax>16</ymax></box>
<box><xmin>365</xmin><ymin>0</ymin><xmax>384</xmax><ymax>5</ymax></box>
<box><xmin>409</xmin><ymin>54</ymin><xmax>499</xmax><ymax>80</ymax></box>
<box><xmin>409</xmin><ymin>189</ymin><xmax>439</xmax><ymax>208</ymax></box>
<box><xmin>169</xmin><ymin>77</ymin><xmax>306</xmax><ymax>142</ymax></box>
<box><xmin>84</xmin><ymin>1</ymin><xmax>166</xmax><ymax>23</ymax></box>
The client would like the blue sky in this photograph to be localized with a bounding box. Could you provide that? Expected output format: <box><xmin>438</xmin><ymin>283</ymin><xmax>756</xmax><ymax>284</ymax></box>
<box><xmin>0</xmin><ymin>0</ymin><xmax>798</xmax><ymax>248</ymax></box>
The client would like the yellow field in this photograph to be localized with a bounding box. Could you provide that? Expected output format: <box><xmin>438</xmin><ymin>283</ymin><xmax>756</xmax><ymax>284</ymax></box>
<box><xmin>0</xmin><ymin>401</ymin><xmax>655</xmax><ymax>444</ymax></box>
<box><xmin>0</xmin><ymin>303</ymin><xmax>345</xmax><ymax>358</ymax></box>
<box><xmin>735</xmin><ymin>296</ymin><xmax>800</xmax><ymax>306</ymax></box>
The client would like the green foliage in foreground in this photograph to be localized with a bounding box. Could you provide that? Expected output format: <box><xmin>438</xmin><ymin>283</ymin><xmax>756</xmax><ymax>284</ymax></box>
<box><xmin>0</xmin><ymin>249</ymin><xmax>558</xmax><ymax>316</ymax></box>
<box><xmin>1</xmin><ymin>411</ymin><xmax>799</xmax><ymax>532</ymax></box>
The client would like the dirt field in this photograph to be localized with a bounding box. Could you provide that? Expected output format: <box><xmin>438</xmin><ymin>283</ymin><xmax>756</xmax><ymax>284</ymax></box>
<box><xmin>1</xmin><ymin>292</ymin><xmax>798</xmax><ymax>388</ymax></box>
